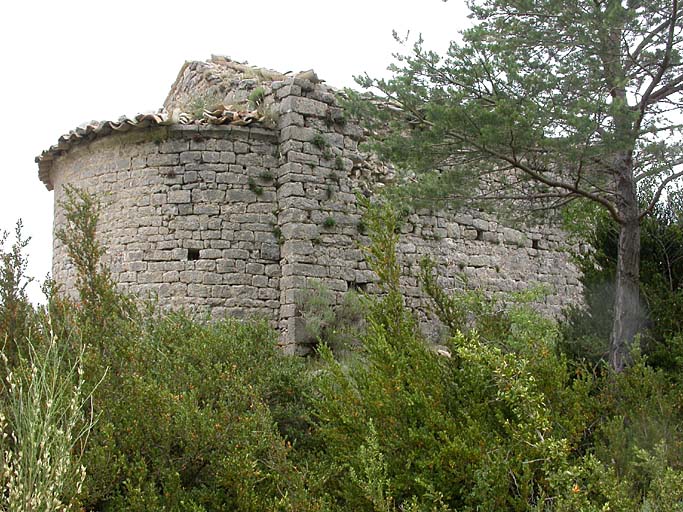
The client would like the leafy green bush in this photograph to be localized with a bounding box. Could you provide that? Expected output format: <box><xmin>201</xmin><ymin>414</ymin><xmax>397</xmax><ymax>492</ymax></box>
<box><xmin>81</xmin><ymin>315</ymin><xmax>319</xmax><ymax>511</ymax></box>
<box><xmin>308</xmin><ymin>200</ymin><xmax>683</xmax><ymax>511</ymax></box>
<box><xmin>0</xmin><ymin>220</ymin><xmax>37</xmax><ymax>365</ymax></box>
<box><xmin>308</xmin><ymin>201</ymin><xmax>588</xmax><ymax>510</ymax></box>
<box><xmin>296</xmin><ymin>280</ymin><xmax>365</xmax><ymax>355</ymax></box>
<box><xmin>562</xmin><ymin>199</ymin><xmax>683</xmax><ymax>370</ymax></box>
<box><xmin>51</xmin><ymin>188</ymin><xmax>321</xmax><ymax>511</ymax></box>
<box><xmin>2</xmin><ymin>188</ymin><xmax>682</xmax><ymax>511</ymax></box>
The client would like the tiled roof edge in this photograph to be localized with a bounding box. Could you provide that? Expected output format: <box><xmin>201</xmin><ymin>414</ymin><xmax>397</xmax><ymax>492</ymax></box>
<box><xmin>36</xmin><ymin>109</ymin><xmax>264</xmax><ymax>191</ymax></box>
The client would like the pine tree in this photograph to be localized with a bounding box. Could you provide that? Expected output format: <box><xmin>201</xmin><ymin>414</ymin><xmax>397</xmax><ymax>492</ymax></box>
<box><xmin>352</xmin><ymin>0</ymin><xmax>683</xmax><ymax>371</ymax></box>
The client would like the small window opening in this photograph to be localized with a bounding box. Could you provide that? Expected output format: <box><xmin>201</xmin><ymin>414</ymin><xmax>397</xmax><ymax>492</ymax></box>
<box><xmin>348</xmin><ymin>282</ymin><xmax>368</xmax><ymax>293</ymax></box>
<box><xmin>188</xmin><ymin>248</ymin><xmax>200</xmax><ymax>261</ymax></box>
<box><xmin>532</xmin><ymin>239</ymin><xmax>540</xmax><ymax>250</ymax></box>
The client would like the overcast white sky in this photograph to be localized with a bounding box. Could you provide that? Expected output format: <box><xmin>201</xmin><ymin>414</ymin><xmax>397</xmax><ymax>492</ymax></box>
<box><xmin>0</xmin><ymin>0</ymin><xmax>471</xmax><ymax>302</ymax></box>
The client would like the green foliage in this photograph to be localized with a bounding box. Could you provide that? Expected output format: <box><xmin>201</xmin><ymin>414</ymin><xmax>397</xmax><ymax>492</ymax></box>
<box><xmin>0</xmin><ymin>220</ymin><xmax>36</xmax><ymax>364</ymax></box>
<box><xmin>312</xmin><ymin>134</ymin><xmax>329</xmax><ymax>150</ymax></box>
<box><xmin>259</xmin><ymin>169</ymin><xmax>275</xmax><ymax>182</ymax></box>
<box><xmin>0</xmin><ymin>330</ymin><xmax>99</xmax><ymax>511</ymax></box>
<box><xmin>247</xmin><ymin>177</ymin><xmax>264</xmax><ymax>196</ymax></box>
<box><xmin>56</xmin><ymin>186</ymin><xmax>136</xmax><ymax>333</ymax></box>
<box><xmin>296</xmin><ymin>281</ymin><xmax>365</xmax><ymax>355</ymax></box>
<box><xmin>247</xmin><ymin>87</ymin><xmax>266</xmax><ymax>110</ymax></box>
<box><xmin>562</xmin><ymin>200</ymin><xmax>683</xmax><ymax>370</ymax></box>
<box><xmin>50</xmin><ymin>189</ymin><xmax>322</xmax><ymax>511</ymax></box>
<box><xmin>350</xmin><ymin>0</ymin><xmax>683</xmax><ymax>370</ymax></box>
<box><xmin>352</xmin><ymin>0</ymin><xmax>683</xmax><ymax>208</ymax></box>
<box><xmin>309</xmin><ymin>201</ymin><xmax>683</xmax><ymax>511</ymax></box>
<box><xmin>310</xmin><ymin>201</ymin><xmax>582</xmax><ymax>510</ymax></box>
<box><xmin>272</xmin><ymin>225</ymin><xmax>284</xmax><ymax>245</ymax></box>
<box><xmin>187</xmin><ymin>92</ymin><xmax>224</xmax><ymax>119</ymax></box>
<box><xmin>2</xmin><ymin>189</ymin><xmax>683</xmax><ymax>510</ymax></box>
<box><xmin>81</xmin><ymin>315</ymin><xmax>319</xmax><ymax>511</ymax></box>
<box><xmin>322</xmin><ymin>216</ymin><xmax>337</xmax><ymax>229</ymax></box>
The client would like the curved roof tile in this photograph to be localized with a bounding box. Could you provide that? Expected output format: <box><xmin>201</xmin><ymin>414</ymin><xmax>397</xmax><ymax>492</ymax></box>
<box><xmin>36</xmin><ymin>108</ymin><xmax>262</xmax><ymax>190</ymax></box>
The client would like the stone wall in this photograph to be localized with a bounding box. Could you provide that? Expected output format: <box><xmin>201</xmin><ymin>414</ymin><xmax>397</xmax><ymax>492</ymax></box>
<box><xmin>51</xmin><ymin>124</ymin><xmax>282</xmax><ymax>322</ymax></box>
<box><xmin>270</xmin><ymin>77</ymin><xmax>581</xmax><ymax>350</ymax></box>
<box><xmin>45</xmin><ymin>62</ymin><xmax>583</xmax><ymax>352</ymax></box>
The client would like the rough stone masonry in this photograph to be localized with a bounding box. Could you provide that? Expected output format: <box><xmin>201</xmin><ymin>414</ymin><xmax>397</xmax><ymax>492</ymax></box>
<box><xmin>36</xmin><ymin>56</ymin><xmax>582</xmax><ymax>352</ymax></box>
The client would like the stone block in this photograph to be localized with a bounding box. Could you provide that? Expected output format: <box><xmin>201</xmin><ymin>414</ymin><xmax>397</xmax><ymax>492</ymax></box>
<box><xmin>276</xmin><ymin>84</ymin><xmax>302</xmax><ymax>99</ymax></box>
<box><xmin>280</xmin><ymin>126</ymin><xmax>318</xmax><ymax>142</ymax></box>
<box><xmin>219</xmin><ymin>151</ymin><xmax>236</xmax><ymax>164</ymax></box>
<box><xmin>180</xmin><ymin>271</ymin><xmax>204</xmax><ymax>284</ymax></box>
<box><xmin>234</xmin><ymin>141</ymin><xmax>249</xmax><ymax>153</ymax></box>
<box><xmin>280</xmin><ymin>96</ymin><xmax>328</xmax><ymax>117</ymax></box>
<box><xmin>188</xmin><ymin>284</ymin><xmax>210</xmax><ymax>297</ymax></box>
<box><xmin>277</xmin><ymin>111</ymin><xmax>305</xmax><ymax>129</ymax></box>
<box><xmin>252</xmin><ymin>275</ymin><xmax>269</xmax><ymax>287</ymax></box>
<box><xmin>287</xmin><ymin>151</ymin><xmax>319</xmax><ymax>165</ymax></box>
<box><xmin>202</xmin><ymin>151</ymin><xmax>220</xmax><ymax>163</ymax></box>
<box><xmin>246</xmin><ymin>262</ymin><xmax>265</xmax><ymax>274</ymax></box>
<box><xmin>261</xmin><ymin>243</ymin><xmax>280</xmax><ymax>261</ymax></box>
<box><xmin>223</xmin><ymin>249</ymin><xmax>250</xmax><ymax>260</ymax></box>
<box><xmin>279</xmin><ymin>182</ymin><xmax>305</xmax><ymax>197</ymax></box>
<box><xmin>179</xmin><ymin>151</ymin><xmax>202</xmax><ymax>164</ymax></box>
<box><xmin>199</xmin><ymin>249</ymin><xmax>222</xmax><ymax>259</ymax></box>
<box><xmin>237</xmin><ymin>153</ymin><xmax>263</xmax><ymax>166</ymax></box>
<box><xmin>286</xmin><ymin>263</ymin><xmax>328</xmax><ymax>278</ymax></box>
<box><xmin>168</xmin><ymin>190</ymin><xmax>191</xmax><ymax>203</ymax></box>
<box><xmin>281</xmin><ymin>223</ymin><xmax>320</xmax><ymax>240</ymax></box>
<box><xmin>226</xmin><ymin>190</ymin><xmax>255</xmax><ymax>202</ymax></box>
<box><xmin>159</xmin><ymin>139</ymin><xmax>190</xmax><ymax>153</ymax></box>
<box><xmin>203</xmin><ymin>273</ymin><xmax>222</xmax><ymax>285</ymax></box>
<box><xmin>147</xmin><ymin>153</ymin><xmax>179</xmax><ymax>166</ymax></box>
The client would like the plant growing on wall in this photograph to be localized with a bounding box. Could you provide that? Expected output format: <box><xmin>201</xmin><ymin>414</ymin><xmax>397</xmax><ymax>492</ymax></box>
<box><xmin>247</xmin><ymin>87</ymin><xmax>267</xmax><ymax>110</ymax></box>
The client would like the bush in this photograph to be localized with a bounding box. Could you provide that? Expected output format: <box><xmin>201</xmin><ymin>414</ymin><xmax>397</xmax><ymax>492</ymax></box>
<box><xmin>2</xmin><ymin>188</ymin><xmax>682</xmax><ymax>510</ymax></box>
<box><xmin>51</xmin><ymin>188</ymin><xmax>320</xmax><ymax>510</ymax></box>
<box><xmin>81</xmin><ymin>315</ymin><xmax>319</xmax><ymax>511</ymax></box>
<box><xmin>0</xmin><ymin>331</ymin><xmax>98</xmax><ymax>512</ymax></box>
<box><xmin>296</xmin><ymin>280</ymin><xmax>365</xmax><ymax>355</ymax></box>
<box><xmin>562</xmin><ymin>199</ymin><xmax>683</xmax><ymax>371</ymax></box>
<box><xmin>0</xmin><ymin>220</ymin><xmax>37</xmax><ymax>365</ymax></box>
<box><xmin>309</xmin><ymin>201</ymin><xmax>588</xmax><ymax>510</ymax></box>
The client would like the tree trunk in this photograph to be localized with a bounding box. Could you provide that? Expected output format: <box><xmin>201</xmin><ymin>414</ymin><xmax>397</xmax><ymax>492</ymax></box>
<box><xmin>610</xmin><ymin>152</ymin><xmax>641</xmax><ymax>372</ymax></box>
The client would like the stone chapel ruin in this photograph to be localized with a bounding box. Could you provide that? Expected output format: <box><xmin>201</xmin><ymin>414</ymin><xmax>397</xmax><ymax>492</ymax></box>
<box><xmin>36</xmin><ymin>56</ymin><xmax>582</xmax><ymax>352</ymax></box>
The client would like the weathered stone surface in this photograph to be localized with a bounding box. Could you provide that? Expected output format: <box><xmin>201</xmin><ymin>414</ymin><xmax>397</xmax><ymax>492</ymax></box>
<box><xmin>46</xmin><ymin>57</ymin><xmax>583</xmax><ymax>352</ymax></box>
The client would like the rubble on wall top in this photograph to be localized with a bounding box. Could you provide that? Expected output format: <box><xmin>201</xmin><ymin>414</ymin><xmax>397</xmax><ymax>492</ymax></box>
<box><xmin>164</xmin><ymin>55</ymin><xmax>324</xmax><ymax>114</ymax></box>
<box><xmin>36</xmin><ymin>56</ymin><xmax>324</xmax><ymax>188</ymax></box>
<box><xmin>35</xmin><ymin>55</ymin><xmax>398</xmax><ymax>192</ymax></box>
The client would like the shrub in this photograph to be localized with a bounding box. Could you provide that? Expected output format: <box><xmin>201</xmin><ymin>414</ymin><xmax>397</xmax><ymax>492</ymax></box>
<box><xmin>51</xmin><ymin>188</ymin><xmax>322</xmax><ymax>510</ymax></box>
<box><xmin>0</xmin><ymin>331</ymin><xmax>99</xmax><ymax>511</ymax></box>
<box><xmin>312</xmin><ymin>134</ymin><xmax>328</xmax><ymax>150</ymax></box>
<box><xmin>81</xmin><ymin>315</ymin><xmax>319</xmax><ymax>511</ymax></box>
<box><xmin>0</xmin><ymin>220</ymin><xmax>36</xmax><ymax>364</ymax></box>
<box><xmin>309</xmin><ymin>200</ymin><xmax>586</xmax><ymax>510</ymax></box>
<box><xmin>296</xmin><ymin>280</ymin><xmax>365</xmax><ymax>354</ymax></box>
<box><xmin>247</xmin><ymin>87</ymin><xmax>266</xmax><ymax>110</ymax></box>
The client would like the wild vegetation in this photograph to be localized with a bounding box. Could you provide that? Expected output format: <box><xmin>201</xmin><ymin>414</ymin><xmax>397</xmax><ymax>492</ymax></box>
<box><xmin>346</xmin><ymin>0</ymin><xmax>683</xmax><ymax>372</ymax></box>
<box><xmin>1</xmin><ymin>189</ymin><xmax>682</xmax><ymax>511</ymax></box>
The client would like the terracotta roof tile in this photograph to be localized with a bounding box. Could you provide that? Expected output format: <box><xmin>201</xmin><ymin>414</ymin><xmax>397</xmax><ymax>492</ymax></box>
<box><xmin>36</xmin><ymin>108</ymin><xmax>262</xmax><ymax>190</ymax></box>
